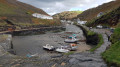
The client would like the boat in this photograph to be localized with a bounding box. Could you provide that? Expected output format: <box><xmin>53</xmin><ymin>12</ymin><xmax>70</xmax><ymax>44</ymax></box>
<box><xmin>43</xmin><ymin>44</ymin><xmax>55</xmax><ymax>51</ymax></box>
<box><xmin>68</xmin><ymin>35</ymin><xmax>77</xmax><ymax>39</ymax></box>
<box><xmin>56</xmin><ymin>46</ymin><xmax>69</xmax><ymax>53</ymax></box>
<box><xmin>70</xmin><ymin>44</ymin><xmax>77</xmax><ymax>51</ymax></box>
<box><xmin>26</xmin><ymin>53</ymin><xmax>38</xmax><ymax>58</ymax></box>
<box><xmin>64</xmin><ymin>37</ymin><xmax>78</xmax><ymax>43</ymax></box>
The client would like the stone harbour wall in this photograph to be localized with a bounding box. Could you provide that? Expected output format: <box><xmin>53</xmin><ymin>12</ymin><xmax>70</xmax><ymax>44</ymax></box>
<box><xmin>0</xmin><ymin>34</ymin><xmax>12</xmax><ymax>56</ymax></box>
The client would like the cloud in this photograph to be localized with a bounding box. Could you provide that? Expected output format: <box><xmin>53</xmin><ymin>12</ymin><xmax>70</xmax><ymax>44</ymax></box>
<box><xmin>18</xmin><ymin>0</ymin><xmax>114</xmax><ymax>15</ymax></box>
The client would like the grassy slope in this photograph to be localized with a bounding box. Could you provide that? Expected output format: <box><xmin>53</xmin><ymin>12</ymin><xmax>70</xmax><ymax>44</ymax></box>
<box><xmin>77</xmin><ymin>0</ymin><xmax>120</xmax><ymax>21</ymax></box>
<box><xmin>0</xmin><ymin>2</ymin><xmax>15</xmax><ymax>15</ymax></box>
<box><xmin>0</xmin><ymin>0</ymin><xmax>48</xmax><ymax>16</ymax></box>
<box><xmin>0</xmin><ymin>0</ymin><xmax>60</xmax><ymax>30</ymax></box>
<box><xmin>102</xmin><ymin>41</ymin><xmax>120</xmax><ymax>66</ymax></box>
<box><xmin>53</xmin><ymin>11</ymin><xmax>82</xmax><ymax>20</ymax></box>
<box><xmin>32</xmin><ymin>18</ymin><xmax>61</xmax><ymax>26</ymax></box>
<box><xmin>102</xmin><ymin>25</ymin><xmax>120</xmax><ymax>66</ymax></box>
<box><xmin>86</xmin><ymin>6</ymin><xmax>120</xmax><ymax>27</ymax></box>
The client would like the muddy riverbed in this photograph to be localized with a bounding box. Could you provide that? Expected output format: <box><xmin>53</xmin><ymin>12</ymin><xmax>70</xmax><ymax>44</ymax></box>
<box><xmin>12</xmin><ymin>25</ymin><xmax>91</xmax><ymax>60</ymax></box>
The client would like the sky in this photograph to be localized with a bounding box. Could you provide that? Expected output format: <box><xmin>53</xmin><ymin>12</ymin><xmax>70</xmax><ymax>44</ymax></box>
<box><xmin>18</xmin><ymin>0</ymin><xmax>115</xmax><ymax>15</ymax></box>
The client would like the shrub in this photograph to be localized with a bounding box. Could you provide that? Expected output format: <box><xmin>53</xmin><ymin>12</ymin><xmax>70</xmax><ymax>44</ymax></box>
<box><xmin>87</xmin><ymin>30</ymin><xmax>96</xmax><ymax>36</ymax></box>
<box><xmin>90</xmin><ymin>34</ymin><xmax>104</xmax><ymax>52</ymax></box>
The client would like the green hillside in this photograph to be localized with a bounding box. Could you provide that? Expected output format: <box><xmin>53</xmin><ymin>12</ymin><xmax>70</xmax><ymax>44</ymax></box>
<box><xmin>102</xmin><ymin>27</ymin><xmax>120</xmax><ymax>67</ymax></box>
<box><xmin>53</xmin><ymin>11</ymin><xmax>82</xmax><ymax>20</ymax></box>
<box><xmin>84</xmin><ymin>2</ymin><xmax>120</xmax><ymax>66</ymax></box>
<box><xmin>0</xmin><ymin>0</ymin><xmax>61</xmax><ymax>31</ymax></box>
<box><xmin>77</xmin><ymin>0</ymin><xmax>120</xmax><ymax>21</ymax></box>
<box><xmin>86</xmin><ymin>6</ymin><xmax>120</xmax><ymax>27</ymax></box>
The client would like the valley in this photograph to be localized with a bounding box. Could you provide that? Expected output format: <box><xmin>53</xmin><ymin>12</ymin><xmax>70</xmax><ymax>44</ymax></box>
<box><xmin>0</xmin><ymin>0</ymin><xmax>120</xmax><ymax>67</ymax></box>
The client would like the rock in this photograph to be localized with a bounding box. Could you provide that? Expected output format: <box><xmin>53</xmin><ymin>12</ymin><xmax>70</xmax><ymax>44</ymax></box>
<box><xmin>61</xmin><ymin>62</ymin><xmax>66</xmax><ymax>66</ymax></box>
<box><xmin>71</xmin><ymin>64</ymin><xmax>80</xmax><ymax>67</ymax></box>
<box><xmin>69</xmin><ymin>58</ymin><xmax>79</xmax><ymax>64</ymax></box>
<box><xmin>51</xmin><ymin>63</ymin><xmax>57</xmax><ymax>67</ymax></box>
<box><xmin>69</xmin><ymin>54</ymin><xmax>82</xmax><ymax>58</ymax></box>
<box><xmin>51</xmin><ymin>54</ymin><xmax>63</xmax><ymax>58</ymax></box>
<box><xmin>0</xmin><ymin>65</ymin><xmax>3</xmax><ymax>67</ymax></box>
<box><xmin>77</xmin><ymin>57</ymin><xmax>93</xmax><ymax>62</ymax></box>
<box><xmin>78</xmin><ymin>61</ymin><xmax>106</xmax><ymax>67</ymax></box>
<box><xmin>11</xmin><ymin>64</ymin><xmax>20</xmax><ymax>67</ymax></box>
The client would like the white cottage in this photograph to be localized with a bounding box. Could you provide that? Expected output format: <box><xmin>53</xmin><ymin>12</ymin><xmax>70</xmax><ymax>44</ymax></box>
<box><xmin>97</xmin><ymin>12</ymin><xmax>104</xmax><ymax>17</ymax></box>
<box><xmin>60</xmin><ymin>20</ymin><xmax>66</xmax><ymax>23</ymax></box>
<box><xmin>96</xmin><ymin>25</ymin><xmax>103</xmax><ymax>28</ymax></box>
<box><xmin>77</xmin><ymin>18</ymin><xmax>87</xmax><ymax>25</ymax></box>
<box><xmin>32</xmin><ymin>13</ymin><xmax>53</xmax><ymax>19</ymax></box>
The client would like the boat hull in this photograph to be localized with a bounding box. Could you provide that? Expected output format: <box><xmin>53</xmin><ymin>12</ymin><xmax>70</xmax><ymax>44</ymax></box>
<box><xmin>64</xmin><ymin>40</ymin><xmax>77</xmax><ymax>43</ymax></box>
<box><xmin>43</xmin><ymin>48</ymin><xmax>55</xmax><ymax>51</ymax></box>
<box><xmin>43</xmin><ymin>46</ymin><xmax>55</xmax><ymax>51</ymax></box>
<box><xmin>56</xmin><ymin>49</ymin><xmax>69</xmax><ymax>53</ymax></box>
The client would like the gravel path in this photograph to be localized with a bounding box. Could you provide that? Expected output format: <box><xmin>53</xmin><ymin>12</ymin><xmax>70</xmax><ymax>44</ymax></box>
<box><xmin>94</xmin><ymin>34</ymin><xmax>111</xmax><ymax>54</ymax></box>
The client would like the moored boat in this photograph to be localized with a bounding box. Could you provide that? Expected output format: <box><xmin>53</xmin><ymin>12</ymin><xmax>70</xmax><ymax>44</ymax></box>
<box><xmin>64</xmin><ymin>37</ymin><xmax>78</xmax><ymax>43</ymax></box>
<box><xmin>43</xmin><ymin>44</ymin><xmax>55</xmax><ymax>51</ymax></box>
<box><xmin>70</xmin><ymin>44</ymin><xmax>77</xmax><ymax>51</ymax></box>
<box><xmin>56</xmin><ymin>46</ymin><xmax>69</xmax><ymax>53</ymax></box>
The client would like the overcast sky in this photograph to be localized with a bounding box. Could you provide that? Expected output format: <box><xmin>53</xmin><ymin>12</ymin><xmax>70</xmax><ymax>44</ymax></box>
<box><xmin>18</xmin><ymin>0</ymin><xmax>115</xmax><ymax>15</ymax></box>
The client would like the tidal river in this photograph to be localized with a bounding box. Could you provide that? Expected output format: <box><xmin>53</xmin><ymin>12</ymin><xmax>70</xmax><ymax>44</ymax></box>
<box><xmin>12</xmin><ymin>25</ymin><xmax>91</xmax><ymax>60</ymax></box>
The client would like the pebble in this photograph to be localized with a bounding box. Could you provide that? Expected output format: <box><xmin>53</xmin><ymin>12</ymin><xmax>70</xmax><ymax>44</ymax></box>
<box><xmin>61</xmin><ymin>62</ymin><xmax>66</xmax><ymax>66</ymax></box>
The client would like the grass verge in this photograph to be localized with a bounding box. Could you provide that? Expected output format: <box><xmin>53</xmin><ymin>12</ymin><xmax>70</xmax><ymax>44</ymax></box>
<box><xmin>102</xmin><ymin>41</ymin><xmax>120</xmax><ymax>67</ymax></box>
<box><xmin>64</xmin><ymin>51</ymin><xmax>75</xmax><ymax>55</ymax></box>
<box><xmin>102</xmin><ymin>27</ymin><xmax>120</xmax><ymax>67</ymax></box>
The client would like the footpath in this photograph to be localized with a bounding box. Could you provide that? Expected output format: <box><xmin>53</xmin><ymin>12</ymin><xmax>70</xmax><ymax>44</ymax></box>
<box><xmin>68</xmin><ymin>28</ymin><xmax>112</xmax><ymax>67</ymax></box>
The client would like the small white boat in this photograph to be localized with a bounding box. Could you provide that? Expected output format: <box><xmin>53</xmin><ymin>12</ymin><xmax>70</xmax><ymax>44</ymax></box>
<box><xmin>64</xmin><ymin>37</ymin><xmax>78</xmax><ymax>43</ymax></box>
<box><xmin>43</xmin><ymin>44</ymin><xmax>55</xmax><ymax>51</ymax></box>
<box><xmin>56</xmin><ymin>46</ymin><xmax>69</xmax><ymax>53</ymax></box>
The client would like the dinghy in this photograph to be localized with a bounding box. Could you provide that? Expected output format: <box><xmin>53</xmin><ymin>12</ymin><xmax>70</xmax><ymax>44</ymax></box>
<box><xmin>56</xmin><ymin>46</ymin><xmax>69</xmax><ymax>53</ymax></box>
<box><xmin>43</xmin><ymin>44</ymin><xmax>55</xmax><ymax>51</ymax></box>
